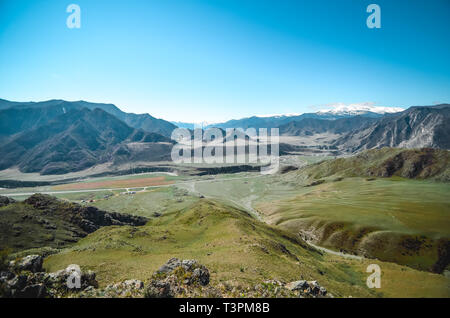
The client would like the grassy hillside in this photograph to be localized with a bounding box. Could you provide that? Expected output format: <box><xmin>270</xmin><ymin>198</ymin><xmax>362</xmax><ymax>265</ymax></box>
<box><xmin>0</xmin><ymin>194</ymin><xmax>147</xmax><ymax>255</ymax></box>
<box><xmin>0</xmin><ymin>200</ymin><xmax>82</xmax><ymax>254</ymax></box>
<box><xmin>44</xmin><ymin>199</ymin><xmax>449</xmax><ymax>297</ymax></box>
<box><xmin>257</xmin><ymin>178</ymin><xmax>450</xmax><ymax>273</ymax></box>
<box><xmin>254</xmin><ymin>149</ymin><xmax>450</xmax><ymax>273</ymax></box>
<box><xmin>90</xmin><ymin>186</ymin><xmax>200</xmax><ymax>217</ymax></box>
<box><xmin>303</xmin><ymin>148</ymin><xmax>449</xmax><ymax>181</ymax></box>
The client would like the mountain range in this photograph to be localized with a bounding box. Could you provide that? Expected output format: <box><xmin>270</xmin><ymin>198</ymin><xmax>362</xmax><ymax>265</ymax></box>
<box><xmin>0</xmin><ymin>99</ymin><xmax>177</xmax><ymax>138</ymax></box>
<box><xmin>0</xmin><ymin>107</ymin><xmax>172</xmax><ymax>174</ymax></box>
<box><xmin>278</xmin><ymin>116</ymin><xmax>379</xmax><ymax>136</ymax></box>
<box><xmin>201</xmin><ymin>104</ymin><xmax>450</xmax><ymax>152</ymax></box>
<box><xmin>0</xmin><ymin>98</ymin><xmax>448</xmax><ymax>175</ymax></box>
<box><xmin>203</xmin><ymin>104</ymin><xmax>403</xmax><ymax>130</ymax></box>
<box><xmin>333</xmin><ymin>104</ymin><xmax>450</xmax><ymax>151</ymax></box>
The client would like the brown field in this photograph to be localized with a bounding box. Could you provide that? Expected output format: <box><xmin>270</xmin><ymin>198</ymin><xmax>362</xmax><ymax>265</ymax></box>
<box><xmin>52</xmin><ymin>176</ymin><xmax>174</xmax><ymax>190</ymax></box>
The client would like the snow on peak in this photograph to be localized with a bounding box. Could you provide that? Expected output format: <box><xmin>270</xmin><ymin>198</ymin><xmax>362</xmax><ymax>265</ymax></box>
<box><xmin>254</xmin><ymin>113</ymin><xmax>301</xmax><ymax>118</ymax></box>
<box><xmin>317</xmin><ymin>103</ymin><xmax>404</xmax><ymax>115</ymax></box>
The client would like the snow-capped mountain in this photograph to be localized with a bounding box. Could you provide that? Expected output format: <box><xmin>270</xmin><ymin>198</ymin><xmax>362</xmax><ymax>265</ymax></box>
<box><xmin>317</xmin><ymin>103</ymin><xmax>404</xmax><ymax>116</ymax></box>
<box><xmin>333</xmin><ymin>104</ymin><xmax>450</xmax><ymax>151</ymax></box>
<box><xmin>205</xmin><ymin>103</ymin><xmax>404</xmax><ymax>129</ymax></box>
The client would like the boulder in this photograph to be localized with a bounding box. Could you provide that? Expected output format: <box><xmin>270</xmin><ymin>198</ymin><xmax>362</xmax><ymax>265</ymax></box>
<box><xmin>0</xmin><ymin>271</ymin><xmax>15</xmax><ymax>281</ymax></box>
<box><xmin>146</xmin><ymin>258</ymin><xmax>211</xmax><ymax>298</ymax></box>
<box><xmin>145</xmin><ymin>280</ymin><xmax>173</xmax><ymax>298</ymax></box>
<box><xmin>7</xmin><ymin>275</ymin><xmax>27</xmax><ymax>290</ymax></box>
<box><xmin>307</xmin><ymin>280</ymin><xmax>321</xmax><ymax>295</ymax></box>
<box><xmin>191</xmin><ymin>267</ymin><xmax>210</xmax><ymax>286</ymax></box>
<box><xmin>48</xmin><ymin>264</ymin><xmax>98</xmax><ymax>290</ymax></box>
<box><xmin>1</xmin><ymin>259</ymin><xmax>99</xmax><ymax>298</ymax></box>
<box><xmin>15</xmin><ymin>255</ymin><xmax>43</xmax><ymax>273</ymax></box>
<box><xmin>0</xmin><ymin>196</ymin><xmax>15</xmax><ymax>207</ymax></box>
<box><xmin>306</xmin><ymin>280</ymin><xmax>327</xmax><ymax>296</ymax></box>
<box><xmin>3</xmin><ymin>274</ymin><xmax>48</xmax><ymax>298</ymax></box>
<box><xmin>286</xmin><ymin>280</ymin><xmax>309</xmax><ymax>291</ymax></box>
<box><xmin>123</xmin><ymin>279</ymin><xmax>144</xmax><ymax>290</ymax></box>
<box><xmin>285</xmin><ymin>279</ymin><xmax>328</xmax><ymax>297</ymax></box>
<box><xmin>156</xmin><ymin>258</ymin><xmax>201</xmax><ymax>273</ymax></box>
<box><xmin>181</xmin><ymin>259</ymin><xmax>197</xmax><ymax>271</ymax></box>
<box><xmin>157</xmin><ymin>257</ymin><xmax>182</xmax><ymax>273</ymax></box>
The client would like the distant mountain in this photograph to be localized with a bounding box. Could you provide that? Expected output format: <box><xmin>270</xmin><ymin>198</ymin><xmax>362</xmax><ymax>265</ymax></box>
<box><xmin>0</xmin><ymin>108</ymin><xmax>172</xmax><ymax>174</ymax></box>
<box><xmin>207</xmin><ymin>105</ymin><xmax>401</xmax><ymax>130</ymax></box>
<box><xmin>0</xmin><ymin>99</ymin><xmax>177</xmax><ymax>137</ymax></box>
<box><xmin>334</xmin><ymin>104</ymin><xmax>450</xmax><ymax>151</ymax></box>
<box><xmin>0</xmin><ymin>104</ymin><xmax>69</xmax><ymax>139</ymax></box>
<box><xmin>207</xmin><ymin>114</ymin><xmax>320</xmax><ymax>130</ymax></box>
<box><xmin>316</xmin><ymin>103</ymin><xmax>404</xmax><ymax>117</ymax></box>
<box><xmin>1</xmin><ymin>99</ymin><xmax>448</xmax><ymax>176</ymax></box>
<box><xmin>171</xmin><ymin>121</ymin><xmax>197</xmax><ymax>129</ymax></box>
<box><xmin>278</xmin><ymin>116</ymin><xmax>378</xmax><ymax>136</ymax></box>
<box><xmin>171</xmin><ymin>121</ymin><xmax>222</xmax><ymax>130</ymax></box>
<box><xmin>0</xmin><ymin>98</ymin><xmax>49</xmax><ymax>109</ymax></box>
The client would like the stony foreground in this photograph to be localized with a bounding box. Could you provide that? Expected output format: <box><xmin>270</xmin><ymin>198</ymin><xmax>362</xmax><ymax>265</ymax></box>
<box><xmin>1</xmin><ymin>255</ymin><xmax>330</xmax><ymax>298</ymax></box>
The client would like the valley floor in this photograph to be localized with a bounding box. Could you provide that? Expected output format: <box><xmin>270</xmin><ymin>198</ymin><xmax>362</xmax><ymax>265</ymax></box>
<box><xmin>1</xmin><ymin>150</ymin><xmax>449</xmax><ymax>298</ymax></box>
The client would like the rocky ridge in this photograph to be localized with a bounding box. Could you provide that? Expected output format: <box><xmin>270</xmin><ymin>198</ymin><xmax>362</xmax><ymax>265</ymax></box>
<box><xmin>23</xmin><ymin>194</ymin><xmax>148</xmax><ymax>233</ymax></box>
<box><xmin>1</xmin><ymin>256</ymin><xmax>331</xmax><ymax>298</ymax></box>
<box><xmin>0</xmin><ymin>194</ymin><xmax>149</xmax><ymax>254</ymax></box>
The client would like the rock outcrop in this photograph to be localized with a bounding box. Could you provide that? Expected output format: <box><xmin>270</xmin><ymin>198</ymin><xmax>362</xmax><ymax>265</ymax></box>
<box><xmin>0</xmin><ymin>256</ymin><xmax>332</xmax><ymax>298</ymax></box>
<box><xmin>334</xmin><ymin>105</ymin><xmax>450</xmax><ymax>151</ymax></box>
<box><xmin>0</xmin><ymin>255</ymin><xmax>97</xmax><ymax>298</ymax></box>
<box><xmin>10</xmin><ymin>255</ymin><xmax>43</xmax><ymax>273</ymax></box>
<box><xmin>24</xmin><ymin>194</ymin><xmax>148</xmax><ymax>233</ymax></box>
<box><xmin>0</xmin><ymin>195</ymin><xmax>15</xmax><ymax>207</ymax></box>
<box><xmin>0</xmin><ymin>194</ymin><xmax>149</xmax><ymax>254</ymax></box>
<box><xmin>145</xmin><ymin>258</ymin><xmax>211</xmax><ymax>298</ymax></box>
<box><xmin>286</xmin><ymin>280</ymin><xmax>328</xmax><ymax>297</ymax></box>
<box><xmin>78</xmin><ymin>279</ymin><xmax>145</xmax><ymax>298</ymax></box>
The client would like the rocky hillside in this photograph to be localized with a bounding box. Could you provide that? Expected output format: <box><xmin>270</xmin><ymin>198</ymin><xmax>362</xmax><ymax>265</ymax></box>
<box><xmin>0</xmin><ymin>105</ymin><xmax>67</xmax><ymax>139</ymax></box>
<box><xmin>334</xmin><ymin>105</ymin><xmax>450</xmax><ymax>151</ymax></box>
<box><xmin>0</xmin><ymin>107</ymin><xmax>172</xmax><ymax>174</ymax></box>
<box><xmin>206</xmin><ymin>104</ymin><xmax>449</xmax><ymax>154</ymax></box>
<box><xmin>302</xmin><ymin>148</ymin><xmax>450</xmax><ymax>181</ymax></box>
<box><xmin>0</xmin><ymin>194</ymin><xmax>147</xmax><ymax>253</ymax></box>
<box><xmin>0</xmin><ymin>255</ymin><xmax>329</xmax><ymax>298</ymax></box>
<box><xmin>0</xmin><ymin>99</ymin><xmax>177</xmax><ymax>137</ymax></box>
<box><xmin>278</xmin><ymin>116</ymin><xmax>378</xmax><ymax>136</ymax></box>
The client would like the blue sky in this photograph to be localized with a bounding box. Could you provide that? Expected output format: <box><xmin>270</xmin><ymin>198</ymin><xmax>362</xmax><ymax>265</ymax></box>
<box><xmin>0</xmin><ymin>0</ymin><xmax>449</xmax><ymax>122</ymax></box>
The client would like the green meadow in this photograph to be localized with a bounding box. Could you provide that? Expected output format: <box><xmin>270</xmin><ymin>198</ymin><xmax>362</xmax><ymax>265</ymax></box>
<box><xmin>257</xmin><ymin>177</ymin><xmax>450</xmax><ymax>272</ymax></box>
<box><xmin>44</xmin><ymin>199</ymin><xmax>450</xmax><ymax>298</ymax></box>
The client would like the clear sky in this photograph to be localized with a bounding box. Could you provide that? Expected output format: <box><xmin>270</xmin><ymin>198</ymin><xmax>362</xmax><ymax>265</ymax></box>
<box><xmin>0</xmin><ymin>0</ymin><xmax>449</xmax><ymax>122</ymax></box>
